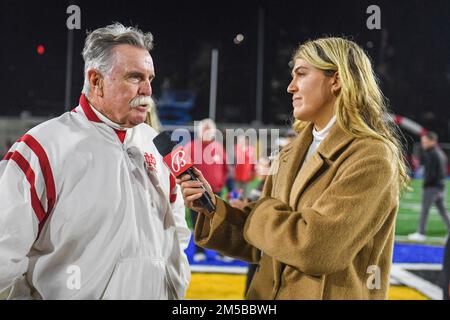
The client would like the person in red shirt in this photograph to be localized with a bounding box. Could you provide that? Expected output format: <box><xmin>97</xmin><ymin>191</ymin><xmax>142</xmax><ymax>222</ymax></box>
<box><xmin>234</xmin><ymin>135</ymin><xmax>257</xmax><ymax>198</ymax></box>
<box><xmin>184</xmin><ymin>118</ymin><xmax>231</xmax><ymax>262</ymax></box>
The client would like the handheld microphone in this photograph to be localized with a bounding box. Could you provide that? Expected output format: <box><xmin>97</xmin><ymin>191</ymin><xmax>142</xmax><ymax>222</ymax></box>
<box><xmin>153</xmin><ymin>131</ymin><xmax>216</xmax><ymax>214</ymax></box>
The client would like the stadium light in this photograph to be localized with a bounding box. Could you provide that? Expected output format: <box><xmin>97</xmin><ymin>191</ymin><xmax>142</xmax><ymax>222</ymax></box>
<box><xmin>37</xmin><ymin>44</ymin><xmax>45</xmax><ymax>55</ymax></box>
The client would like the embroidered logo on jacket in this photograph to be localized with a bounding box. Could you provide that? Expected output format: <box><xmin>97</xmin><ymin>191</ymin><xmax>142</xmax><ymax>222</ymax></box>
<box><xmin>144</xmin><ymin>152</ymin><xmax>157</xmax><ymax>172</ymax></box>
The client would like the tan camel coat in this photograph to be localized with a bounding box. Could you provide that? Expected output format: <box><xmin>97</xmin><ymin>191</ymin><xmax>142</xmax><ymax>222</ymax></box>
<box><xmin>194</xmin><ymin>122</ymin><xmax>400</xmax><ymax>299</ymax></box>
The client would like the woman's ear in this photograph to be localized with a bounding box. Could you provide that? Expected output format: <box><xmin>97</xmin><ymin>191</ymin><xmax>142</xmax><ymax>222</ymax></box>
<box><xmin>330</xmin><ymin>72</ymin><xmax>341</xmax><ymax>95</ymax></box>
<box><xmin>87</xmin><ymin>69</ymin><xmax>104</xmax><ymax>97</ymax></box>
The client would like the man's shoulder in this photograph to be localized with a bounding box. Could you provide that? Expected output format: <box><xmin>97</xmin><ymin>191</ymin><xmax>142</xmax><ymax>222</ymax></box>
<box><xmin>25</xmin><ymin>112</ymin><xmax>79</xmax><ymax>144</ymax></box>
<box><xmin>133</xmin><ymin>123</ymin><xmax>158</xmax><ymax>138</ymax></box>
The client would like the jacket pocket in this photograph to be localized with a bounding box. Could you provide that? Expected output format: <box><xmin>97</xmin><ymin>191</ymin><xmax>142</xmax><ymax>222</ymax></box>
<box><xmin>101</xmin><ymin>257</ymin><xmax>167</xmax><ymax>300</ymax></box>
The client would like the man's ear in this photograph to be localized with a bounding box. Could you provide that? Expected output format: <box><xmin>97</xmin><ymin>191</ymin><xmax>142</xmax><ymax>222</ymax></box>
<box><xmin>87</xmin><ymin>69</ymin><xmax>104</xmax><ymax>97</ymax></box>
<box><xmin>330</xmin><ymin>72</ymin><xmax>341</xmax><ymax>95</ymax></box>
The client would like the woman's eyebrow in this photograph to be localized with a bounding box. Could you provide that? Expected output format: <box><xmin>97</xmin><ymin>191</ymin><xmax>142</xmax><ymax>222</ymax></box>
<box><xmin>291</xmin><ymin>66</ymin><xmax>309</xmax><ymax>77</ymax></box>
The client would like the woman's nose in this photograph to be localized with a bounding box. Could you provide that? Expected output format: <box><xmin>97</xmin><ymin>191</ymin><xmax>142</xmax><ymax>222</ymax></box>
<box><xmin>287</xmin><ymin>79</ymin><xmax>297</xmax><ymax>94</ymax></box>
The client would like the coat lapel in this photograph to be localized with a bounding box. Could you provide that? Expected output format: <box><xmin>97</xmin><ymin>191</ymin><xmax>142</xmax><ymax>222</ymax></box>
<box><xmin>276</xmin><ymin>123</ymin><xmax>314</xmax><ymax>204</ymax></box>
<box><xmin>270</xmin><ymin>123</ymin><xmax>313</xmax><ymax>296</ymax></box>
<box><xmin>289</xmin><ymin>152</ymin><xmax>325</xmax><ymax>206</ymax></box>
<box><xmin>289</xmin><ymin>122</ymin><xmax>355</xmax><ymax>208</ymax></box>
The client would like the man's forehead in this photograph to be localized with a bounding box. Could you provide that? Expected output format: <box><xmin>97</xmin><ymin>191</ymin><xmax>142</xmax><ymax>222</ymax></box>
<box><xmin>112</xmin><ymin>45</ymin><xmax>154</xmax><ymax>73</ymax></box>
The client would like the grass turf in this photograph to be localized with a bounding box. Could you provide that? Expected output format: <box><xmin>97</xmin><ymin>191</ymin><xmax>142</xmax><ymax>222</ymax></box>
<box><xmin>396</xmin><ymin>179</ymin><xmax>450</xmax><ymax>237</ymax></box>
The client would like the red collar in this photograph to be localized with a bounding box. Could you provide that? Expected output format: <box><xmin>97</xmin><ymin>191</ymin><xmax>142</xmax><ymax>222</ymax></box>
<box><xmin>79</xmin><ymin>94</ymin><xmax>102</xmax><ymax>123</ymax></box>
<box><xmin>77</xmin><ymin>94</ymin><xmax>126</xmax><ymax>143</ymax></box>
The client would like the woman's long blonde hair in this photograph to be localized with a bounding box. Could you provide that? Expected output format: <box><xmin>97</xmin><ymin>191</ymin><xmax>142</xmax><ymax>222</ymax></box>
<box><xmin>292</xmin><ymin>37</ymin><xmax>410</xmax><ymax>191</ymax></box>
<box><xmin>144</xmin><ymin>98</ymin><xmax>162</xmax><ymax>132</ymax></box>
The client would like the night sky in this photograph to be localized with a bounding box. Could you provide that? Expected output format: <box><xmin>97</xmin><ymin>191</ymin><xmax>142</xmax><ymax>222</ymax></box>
<box><xmin>1</xmin><ymin>0</ymin><xmax>450</xmax><ymax>140</ymax></box>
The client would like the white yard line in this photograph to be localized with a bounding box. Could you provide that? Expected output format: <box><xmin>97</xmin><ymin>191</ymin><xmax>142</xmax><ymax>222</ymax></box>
<box><xmin>390</xmin><ymin>265</ymin><xmax>442</xmax><ymax>300</ymax></box>
<box><xmin>399</xmin><ymin>203</ymin><xmax>449</xmax><ymax>211</ymax></box>
<box><xmin>395</xmin><ymin>235</ymin><xmax>447</xmax><ymax>243</ymax></box>
<box><xmin>393</xmin><ymin>263</ymin><xmax>442</xmax><ymax>270</ymax></box>
<box><xmin>190</xmin><ymin>265</ymin><xmax>248</xmax><ymax>274</ymax></box>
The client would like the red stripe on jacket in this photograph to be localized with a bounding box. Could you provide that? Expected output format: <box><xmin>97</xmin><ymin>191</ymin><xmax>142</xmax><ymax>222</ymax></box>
<box><xmin>4</xmin><ymin>151</ymin><xmax>47</xmax><ymax>227</ymax></box>
<box><xmin>17</xmin><ymin>134</ymin><xmax>56</xmax><ymax>216</ymax></box>
<box><xmin>169</xmin><ymin>173</ymin><xmax>177</xmax><ymax>203</ymax></box>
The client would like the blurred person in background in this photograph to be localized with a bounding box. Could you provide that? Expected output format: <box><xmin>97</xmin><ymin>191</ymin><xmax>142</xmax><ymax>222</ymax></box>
<box><xmin>184</xmin><ymin>118</ymin><xmax>233</xmax><ymax>263</ymax></box>
<box><xmin>408</xmin><ymin>131</ymin><xmax>450</xmax><ymax>242</ymax></box>
<box><xmin>178</xmin><ymin>37</ymin><xmax>409</xmax><ymax>299</ymax></box>
<box><xmin>233</xmin><ymin>135</ymin><xmax>257</xmax><ymax>199</ymax></box>
<box><xmin>0</xmin><ymin>23</ymin><xmax>190</xmax><ymax>300</ymax></box>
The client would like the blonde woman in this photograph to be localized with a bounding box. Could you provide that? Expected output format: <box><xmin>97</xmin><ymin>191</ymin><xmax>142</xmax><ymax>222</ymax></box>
<box><xmin>178</xmin><ymin>37</ymin><xmax>409</xmax><ymax>299</ymax></box>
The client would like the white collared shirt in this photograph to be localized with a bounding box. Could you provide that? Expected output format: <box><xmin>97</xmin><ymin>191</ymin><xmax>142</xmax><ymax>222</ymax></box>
<box><xmin>303</xmin><ymin>115</ymin><xmax>337</xmax><ymax>164</ymax></box>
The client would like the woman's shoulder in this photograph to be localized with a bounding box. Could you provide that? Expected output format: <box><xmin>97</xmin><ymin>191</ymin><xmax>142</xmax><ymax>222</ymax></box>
<box><xmin>342</xmin><ymin>136</ymin><xmax>397</xmax><ymax>177</ymax></box>
<box><xmin>349</xmin><ymin>136</ymin><xmax>393</xmax><ymax>157</ymax></box>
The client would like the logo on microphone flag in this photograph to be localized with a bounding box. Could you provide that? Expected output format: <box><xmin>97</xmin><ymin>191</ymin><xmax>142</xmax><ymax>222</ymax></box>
<box><xmin>163</xmin><ymin>146</ymin><xmax>193</xmax><ymax>176</ymax></box>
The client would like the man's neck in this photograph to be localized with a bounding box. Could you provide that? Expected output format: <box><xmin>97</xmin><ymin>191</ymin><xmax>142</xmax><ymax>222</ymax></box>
<box><xmin>85</xmin><ymin>95</ymin><xmax>129</xmax><ymax>130</ymax></box>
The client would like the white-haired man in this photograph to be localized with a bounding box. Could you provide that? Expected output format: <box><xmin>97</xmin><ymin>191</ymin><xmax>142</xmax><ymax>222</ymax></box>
<box><xmin>0</xmin><ymin>23</ymin><xmax>191</xmax><ymax>299</ymax></box>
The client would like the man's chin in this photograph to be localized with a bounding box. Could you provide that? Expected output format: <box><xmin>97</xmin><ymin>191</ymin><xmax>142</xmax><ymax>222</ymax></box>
<box><xmin>128</xmin><ymin>110</ymin><xmax>147</xmax><ymax>126</ymax></box>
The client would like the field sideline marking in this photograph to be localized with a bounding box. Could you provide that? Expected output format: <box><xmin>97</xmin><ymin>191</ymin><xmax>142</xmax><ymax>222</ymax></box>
<box><xmin>390</xmin><ymin>265</ymin><xmax>442</xmax><ymax>300</ymax></box>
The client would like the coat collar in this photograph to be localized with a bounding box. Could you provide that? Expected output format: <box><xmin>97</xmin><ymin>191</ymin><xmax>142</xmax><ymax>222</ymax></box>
<box><xmin>282</xmin><ymin>120</ymin><xmax>355</xmax><ymax>162</ymax></box>
<box><xmin>316</xmin><ymin>120</ymin><xmax>355</xmax><ymax>160</ymax></box>
<box><xmin>277</xmin><ymin>121</ymin><xmax>355</xmax><ymax>207</ymax></box>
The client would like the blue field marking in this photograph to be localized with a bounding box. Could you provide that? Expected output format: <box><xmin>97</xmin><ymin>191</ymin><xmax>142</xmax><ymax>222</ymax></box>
<box><xmin>185</xmin><ymin>237</ymin><xmax>446</xmax><ymax>267</ymax></box>
<box><xmin>393</xmin><ymin>243</ymin><xmax>444</xmax><ymax>264</ymax></box>
<box><xmin>185</xmin><ymin>236</ymin><xmax>248</xmax><ymax>267</ymax></box>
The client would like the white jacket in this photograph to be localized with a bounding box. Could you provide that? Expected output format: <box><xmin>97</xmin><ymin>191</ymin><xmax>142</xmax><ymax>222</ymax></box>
<box><xmin>0</xmin><ymin>95</ymin><xmax>191</xmax><ymax>299</ymax></box>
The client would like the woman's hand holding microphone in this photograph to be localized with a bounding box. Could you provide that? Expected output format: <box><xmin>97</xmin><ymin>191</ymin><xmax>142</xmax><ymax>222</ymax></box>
<box><xmin>176</xmin><ymin>167</ymin><xmax>217</xmax><ymax>216</ymax></box>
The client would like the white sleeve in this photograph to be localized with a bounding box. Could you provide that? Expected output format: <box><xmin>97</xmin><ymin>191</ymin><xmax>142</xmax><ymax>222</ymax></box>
<box><xmin>0</xmin><ymin>158</ymin><xmax>39</xmax><ymax>295</ymax></box>
<box><xmin>0</xmin><ymin>137</ymin><xmax>52</xmax><ymax>297</ymax></box>
<box><xmin>169</xmin><ymin>185</ymin><xmax>192</xmax><ymax>298</ymax></box>
<box><xmin>171</xmin><ymin>185</ymin><xmax>191</xmax><ymax>251</ymax></box>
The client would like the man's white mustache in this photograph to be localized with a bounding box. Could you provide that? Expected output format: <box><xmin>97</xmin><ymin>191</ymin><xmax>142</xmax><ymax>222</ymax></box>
<box><xmin>130</xmin><ymin>96</ymin><xmax>154</xmax><ymax>109</ymax></box>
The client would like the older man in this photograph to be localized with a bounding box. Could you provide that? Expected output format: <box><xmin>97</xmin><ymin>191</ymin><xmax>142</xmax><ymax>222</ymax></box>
<box><xmin>0</xmin><ymin>23</ymin><xmax>191</xmax><ymax>300</ymax></box>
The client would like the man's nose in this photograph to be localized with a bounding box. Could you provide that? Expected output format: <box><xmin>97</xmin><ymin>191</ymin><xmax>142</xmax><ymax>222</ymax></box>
<box><xmin>139</xmin><ymin>80</ymin><xmax>152</xmax><ymax>96</ymax></box>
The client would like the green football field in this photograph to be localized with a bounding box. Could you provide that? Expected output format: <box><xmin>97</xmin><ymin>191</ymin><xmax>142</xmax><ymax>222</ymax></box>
<box><xmin>396</xmin><ymin>179</ymin><xmax>450</xmax><ymax>237</ymax></box>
